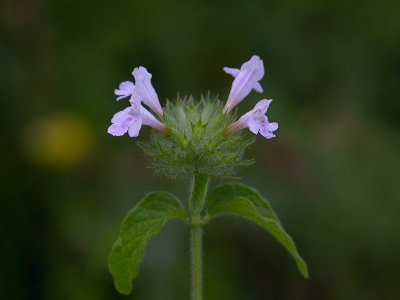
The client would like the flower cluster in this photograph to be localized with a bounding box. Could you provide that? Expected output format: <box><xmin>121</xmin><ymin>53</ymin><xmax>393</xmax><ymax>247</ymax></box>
<box><xmin>107</xmin><ymin>67</ymin><xmax>166</xmax><ymax>137</ymax></box>
<box><xmin>107</xmin><ymin>55</ymin><xmax>278</xmax><ymax>177</ymax></box>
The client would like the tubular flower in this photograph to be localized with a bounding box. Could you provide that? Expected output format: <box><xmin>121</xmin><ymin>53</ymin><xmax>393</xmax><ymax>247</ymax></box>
<box><xmin>222</xmin><ymin>55</ymin><xmax>264</xmax><ymax>114</ymax></box>
<box><xmin>107</xmin><ymin>103</ymin><xmax>167</xmax><ymax>137</ymax></box>
<box><xmin>114</xmin><ymin>81</ymin><xmax>135</xmax><ymax>101</ymax></box>
<box><xmin>132</xmin><ymin>67</ymin><xmax>163</xmax><ymax>118</ymax></box>
<box><xmin>224</xmin><ymin>99</ymin><xmax>278</xmax><ymax>139</ymax></box>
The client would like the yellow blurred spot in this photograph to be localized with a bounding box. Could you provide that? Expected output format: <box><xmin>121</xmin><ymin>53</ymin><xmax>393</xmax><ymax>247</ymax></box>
<box><xmin>23</xmin><ymin>114</ymin><xmax>94</xmax><ymax>168</ymax></box>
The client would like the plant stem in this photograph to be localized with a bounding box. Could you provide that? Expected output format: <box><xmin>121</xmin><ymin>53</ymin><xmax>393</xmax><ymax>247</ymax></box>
<box><xmin>188</xmin><ymin>172</ymin><xmax>209</xmax><ymax>300</ymax></box>
<box><xmin>191</xmin><ymin>224</ymin><xmax>203</xmax><ymax>300</ymax></box>
<box><xmin>189</xmin><ymin>173</ymin><xmax>210</xmax><ymax>216</ymax></box>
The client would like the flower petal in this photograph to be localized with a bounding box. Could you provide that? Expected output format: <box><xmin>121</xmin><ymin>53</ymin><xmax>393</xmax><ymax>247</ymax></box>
<box><xmin>111</xmin><ymin>107</ymin><xmax>133</xmax><ymax>124</ymax></box>
<box><xmin>108</xmin><ymin>106</ymin><xmax>142</xmax><ymax>137</ymax></box>
<box><xmin>132</xmin><ymin>66</ymin><xmax>163</xmax><ymax>117</ymax></box>
<box><xmin>108</xmin><ymin>123</ymin><xmax>128</xmax><ymax>136</ymax></box>
<box><xmin>223</xmin><ymin>67</ymin><xmax>240</xmax><ymax>77</ymax></box>
<box><xmin>132</xmin><ymin>66</ymin><xmax>152</xmax><ymax>80</ymax></box>
<box><xmin>259</xmin><ymin>129</ymin><xmax>276</xmax><ymax>139</ymax></box>
<box><xmin>247</xmin><ymin>117</ymin><xmax>260</xmax><ymax>134</ymax></box>
<box><xmin>253</xmin><ymin>82</ymin><xmax>263</xmax><ymax>93</ymax></box>
<box><xmin>114</xmin><ymin>81</ymin><xmax>135</xmax><ymax>101</ymax></box>
<box><xmin>253</xmin><ymin>99</ymin><xmax>272</xmax><ymax>115</ymax></box>
<box><xmin>267</xmin><ymin>121</ymin><xmax>278</xmax><ymax>132</ymax></box>
<box><xmin>129</xmin><ymin>92</ymin><xmax>141</xmax><ymax>106</ymax></box>
<box><xmin>128</xmin><ymin>121</ymin><xmax>142</xmax><ymax>137</ymax></box>
<box><xmin>240</xmin><ymin>55</ymin><xmax>264</xmax><ymax>80</ymax></box>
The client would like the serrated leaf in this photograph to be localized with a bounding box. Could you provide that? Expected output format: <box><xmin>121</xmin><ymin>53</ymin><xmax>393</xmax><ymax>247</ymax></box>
<box><xmin>108</xmin><ymin>191</ymin><xmax>188</xmax><ymax>295</ymax></box>
<box><xmin>206</xmin><ymin>184</ymin><xmax>308</xmax><ymax>278</ymax></box>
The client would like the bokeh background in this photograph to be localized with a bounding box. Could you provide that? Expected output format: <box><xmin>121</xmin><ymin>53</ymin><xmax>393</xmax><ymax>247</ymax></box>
<box><xmin>1</xmin><ymin>0</ymin><xmax>400</xmax><ymax>299</ymax></box>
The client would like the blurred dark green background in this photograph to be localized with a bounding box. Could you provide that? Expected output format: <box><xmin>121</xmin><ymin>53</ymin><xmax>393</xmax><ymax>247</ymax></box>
<box><xmin>1</xmin><ymin>0</ymin><xmax>400</xmax><ymax>299</ymax></box>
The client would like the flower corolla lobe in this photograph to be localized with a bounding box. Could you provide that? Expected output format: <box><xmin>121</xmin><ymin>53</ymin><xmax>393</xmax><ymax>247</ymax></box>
<box><xmin>114</xmin><ymin>81</ymin><xmax>135</xmax><ymax>101</ymax></box>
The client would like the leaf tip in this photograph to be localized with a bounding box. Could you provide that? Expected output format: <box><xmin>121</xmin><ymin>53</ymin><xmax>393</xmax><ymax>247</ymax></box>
<box><xmin>298</xmin><ymin>260</ymin><xmax>309</xmax><ymax>278</ymax></box>
<box><xmin>115</xmin><ymin>283</ymin><xmax>132</xmax><ymax>296</ymax></box>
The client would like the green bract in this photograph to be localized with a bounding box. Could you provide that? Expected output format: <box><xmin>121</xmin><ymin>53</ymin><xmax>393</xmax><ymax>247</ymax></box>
<box><xmin>138</xmin><ymin>95</ymin><xmax>254</xmax><ymax>178</ymax></box>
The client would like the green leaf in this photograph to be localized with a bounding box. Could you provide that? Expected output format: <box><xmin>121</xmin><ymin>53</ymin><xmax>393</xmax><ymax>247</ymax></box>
<box><xmin>108</xmin><ymin>191</ymin><xmax>188</xmax><ymax>295</ymax></box>
<box><xmin>206</xmin><ymin>184</ymin><xmax>308</xmax><ymax>278</ymax></box>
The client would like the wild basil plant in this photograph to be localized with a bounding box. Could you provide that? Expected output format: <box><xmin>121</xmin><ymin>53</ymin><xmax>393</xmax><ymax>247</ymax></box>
<box><xmin>107</xmin><ymin>55</ymin><xmax>308</xmax><ymax>299</ymax></box>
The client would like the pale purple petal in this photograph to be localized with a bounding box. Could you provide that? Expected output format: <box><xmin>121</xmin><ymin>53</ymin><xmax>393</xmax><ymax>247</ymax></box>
<box><xmin>259</xmin><ymin>129</ymin><xmax>276</xmax><ymax>139</ymax></box>
<box><xmin>108</xmin><ymin>106</ymin><xmax>143</xmax><ymax>137</ymax></box>
<box><xmin>253</xmin><ymin>82</ymin><xmax>263</xmax><ymax>93</ymax></box>
<box><xmin>108</xmin><ymin>109</ymin><xmax>134</xmax><ymax>135</ymax></box>
<box><xmin>126</xmin><ymin>107</ymin><xmax>142</xmax><ymax>123</ymax></box>
<box><xmin>129</xmin><ymin>91</ymin><xmax>141</xmax><ymax>106</ymax></box>
<box><xmin>252</xmin><ymin>99</ymin><xmax>272</xmax><ymax>115</ymax></box>
<box><xmin>114</xmin><ymin>81</ymin><xmax>135</xmax><ymax>101</ymax></box>
<box><xmin>111</xmin><ymin>107</ymin><xmax>133</xmax><ymax>124</ymax></box>
<box><xmin>258</xmin><ymin>117</ymin><xmax>278</xmax><ymax>139</ymax></box>
<box><xmin>247</xmin><ymin>117</ymin><xmax>260</xmax><ymax>134</ymax></box>
<box><xmin>132</xmin><ymin>66</ymin><xmax>152</xmax><ymax>80</ymax></box>
<box><xmin>132</xmin><ymin>66</ymin><xmax>163</xmax><ymax>117</ymax></box>
<box><xmin>128</xmin><ymin>121</ymin><xmax>142</xmax><ymax>137</ymax></box>
<box><xmin>240</xmin><ymin>55</ymin><xmax>264</xmax><ymax>81</ymax></box>
<box><xmin>108</xmin><ymin>123</ymin><xmax>128</xmax><ymax>136</ymax></box>
<box><xmin>223</xmin><ymin>67</ymin><xmax>240</xmax><ymax>77</ymax></box>
<box><xmin>239</xmin><ymin>110</ymin><xmax>253</xmax><ymax>122</ymax></box>
<box><xmin>267</xmin><ymin>122</ymin><xmax>278</xmax><ymax>132</ymax></box>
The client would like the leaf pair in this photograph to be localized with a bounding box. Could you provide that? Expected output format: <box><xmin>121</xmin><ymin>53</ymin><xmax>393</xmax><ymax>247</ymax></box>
<box><xmin>108</xmin><ymin>184</ymin><xmax>308</xmax><ymax>295</ymax></box>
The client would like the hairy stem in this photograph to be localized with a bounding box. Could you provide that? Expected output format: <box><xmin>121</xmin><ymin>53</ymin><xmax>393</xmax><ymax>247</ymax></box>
<box><xmin>191</xmin><ymin>224</ymin><xmax>203</xmax><ymax>300</ymax></box>
<box><xmin>189</xmin><ymin>173</ymin><xmax>210</xmax><ymax>216</ymax></box>
<box><xmin>188</xmin><ymin>172</ymin><xmax>209</xmax><ymax>300</ymax></box>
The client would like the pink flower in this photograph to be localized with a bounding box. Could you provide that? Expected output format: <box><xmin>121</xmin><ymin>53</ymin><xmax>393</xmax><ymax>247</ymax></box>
<box><xmin>107</xmin><ymin>103</ymin><xmax>167</xmax><ymax>137</ymax></box>
<box><xmin>224</xmin><ymin>99</ymin><xmax>278</xmax><ymax>139</ymax></box>
<box><xmin>223</xmin><ymin>55</ymin><xmax>264</xmax><ymax>114</ymax></box>
<box><xmin>132</xmin><ymin>67</ymin><xmax>163</xmax><ymax>118</ymax></box>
